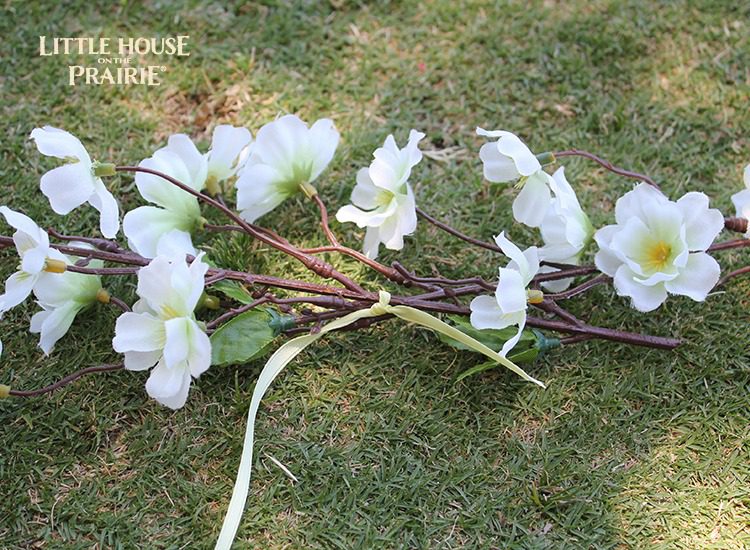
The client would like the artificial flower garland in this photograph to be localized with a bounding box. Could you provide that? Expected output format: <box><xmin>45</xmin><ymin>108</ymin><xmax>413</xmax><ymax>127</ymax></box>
<box><xmin>1</xmin><ymin>116</ymin><xmax>748</xmax><ymax>547</ymax></box>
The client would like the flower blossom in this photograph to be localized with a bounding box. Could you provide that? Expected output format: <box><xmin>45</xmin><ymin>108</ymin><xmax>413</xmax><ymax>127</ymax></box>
<box><xmin>30</xmin><ymin>126</ymin><xmax>119</xmax><ymax>238</ymax></box>
<box><xmin>204</xmin><ymin>125</ymin><xmax>253</xmax><ymax>195</ymax></box>
<box><xmin>537</xmin><ymin>167</ymin><xmax>595</xmax><ymax>291</ymax></box>
<box><xmin>236</xmin><ymin>115</ymin><xmax>339</xmax><ymax>222</ymax></box>
<box><xmin>0</xmin><ymin>206</ymin><xmax>66</xmax><ymax>311</ymax></box>
<box><xmin>123</xmin><ymin>144</ymin><xmax>203</xmax><ymax>259</ymax></box>
<box><xmin>112</xmin><ymin>252</ymin><xmax>211</xmax><ymax>409</ymax></box>
<box><xmin>476</xmin><ymin>127</ymin><xmax>542</xmax><ymax>183</ymax></box>
<box><xmin>31</xmin><ymin>251</ymin><xmax>103</xmax><ymax>355</ymax></box>
<box><xmin>594</xmin><ymin>183</ymin><xmax>724</xmax><ymax>312</ymax></box>
<box><xmin>123</xmin><ymin>126</ymin><xmax>251</xmax><ymax>258</ymax></box>
<box><xmin>469</xmin><ymin>232</ymin><xmax>540</xmax><ymax>356</ymax></box>
<box><xmin>335</xmin><ymin>130</ymin><xmax>425</xmax><ymax>259</ymax></box>
<box><xmin>730</xmin><ymin>164</ymin><xmax>750</xmax><ymax>238</ymax></box>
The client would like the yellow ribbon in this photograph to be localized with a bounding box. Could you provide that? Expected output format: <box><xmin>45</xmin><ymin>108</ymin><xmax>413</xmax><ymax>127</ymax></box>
<box><xmin>215</xmin><ymin>291</ymin><xmax>544</xmax><ymax>549</ymax></box>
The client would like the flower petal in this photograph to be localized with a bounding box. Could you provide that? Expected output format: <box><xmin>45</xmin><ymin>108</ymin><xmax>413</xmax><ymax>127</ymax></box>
<box><xmin>307</xmin><ymin>118</ymin><xmax>340</xmax><ymax>181</ymax></box>
<box><xmin>663</xmin><ymin>252</ymin><xmax>720</xmax><ymax>301</ymax></box>
<box><xmin>112</xmin><ymin>312</ymin><xmax>165</xmax><ymax>353</ymax></box>
<box><xmin>30</xmin><ymin>126</ymin><xmax>91</xmax><ymax>163</ymax></box>
<box><xmin>235</xmin><ymin>163</ymin><xmax>288</xmax><ymax>222</ymax></box>
<box><xmin>40</xmin><ymin>163</ymin><xmax>95</xmax><ymax>215</ymax></box>
<box><xmin>207</xmin><ymin>125</ymin><xmax>253</xmax><ymax>181</ymax></box>
<box><xmin>123</xmin><ymin>206</ymin><xmax>193</xmax><ymax>259</ymax></box>
<box><xmin>145</xmin><ymin>360</ymin><xmax>192</xmax><ymax>409</ymax></box>
<box><xmin>89</xmin><ymin>180</ymin><xmax>120</xmax><ymax>238</ymax></box>
<box><xmin>32</xmin><ymin>301</ymin><xmax>82</xmax><ymax>355</ymax></box>
<box><xmin>165</xmin><ymin>134</ymin><xmax>208</xmax><ymax>190</ymax></box>
<box><xmin>123</xmin><ymin>350</ymin><xmax>162</xmax><ymax>371</ymax></box>
<box><xmin>675</xmin><ymin>192</ymin><xmax>724</xmax><ymax>251</ymax></box>
<box><xmin>0</xmin><ymin>271</ymin><xmax>36</xmax><ymax>310</ymax></box>
<box><xmin>478</xmin><ymin>142</ymin><xmax>519</xmax><ymax>183</ymax></box>
<box><xmin>513</xmin><ymin>171</ymin><xmax>551</xmax><ymax>228</ymax></box>
<box><xmin>613</xmin><ymin>265</ymin><xmax>668</xmax><ymax>312</ymax></box>
<box><xmin>496</xmin><ymin>267</ymin><xmax>527</xmax><ymax>313</ymax></box>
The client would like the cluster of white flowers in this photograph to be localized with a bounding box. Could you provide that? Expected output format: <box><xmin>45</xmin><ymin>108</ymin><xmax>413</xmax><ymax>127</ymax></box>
<box><xmin>0</xmin><ymin>116</ymin><xmax>742</xmax><ymax>407</ymax></box>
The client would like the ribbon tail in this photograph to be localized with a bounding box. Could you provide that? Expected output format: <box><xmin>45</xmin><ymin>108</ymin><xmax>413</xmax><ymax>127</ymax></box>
<box><xmin>387</xmin><ymin>305</ymin><xmax>546</xmax><ymax>388</ymax></box>
<box><xmin>215</xmin><ymin>308</ymin><xmax>377</xmax><ymax>549</ymax></box>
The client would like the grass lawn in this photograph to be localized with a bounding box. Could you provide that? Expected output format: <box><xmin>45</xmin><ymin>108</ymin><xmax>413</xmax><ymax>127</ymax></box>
<box><xmin>1</xmin><ymin>1</ymin><xmax>749</xmax><ymax>548</ymax></box>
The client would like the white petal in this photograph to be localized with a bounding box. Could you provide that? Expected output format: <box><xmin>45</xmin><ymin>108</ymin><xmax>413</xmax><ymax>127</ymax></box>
<box><xmin>614</xmin><ymin>183</ymin><xmax>667</xmax><ymax>225</ymax></box>
<box><xmin>163</xmin><ymin>317</ymin><xmax>191</xmax><ymax>368</ymax></box>
<box><xmin>0</xmin><ymin>206</ymin><xmax>47</xmax><ymax>247</ymax></box>
<box><xmin>512</xmin><ymin>171</ymin><xmax>551</xmax><ymax>228</ymax></box>
<box><xmin>123</xmin><ymin>350</ymin><xmax>162</xmax><ymax>371</ymax></box>
<box><xmin>594</xmin><ymin>225</ymin><xmax>622</xmax><ymax>276</ymax></box>
<box><xmin>250</xmin><ymin>114</ymin><xmax>308</xmax><ymax>169</ymax></box>
<box><xmin>731</xmin><ymin>189</ymin><xmax>750</xmax><ymax>221</ymax></box>
<box><xmin>112</xmin><ymin>312</ymin><xmax>165</xmax><ymax>353</ymax></box>
<box><xmin>89</xmin><ymin>180</ymin><xmax>120</xmax><ymax>238</ymax></box>
<box><xmin>500</xmin><ymin>315</ymin><xmax>526</xmax><ymax>357</ymax></box>
<box><xmin>350</xmin><ymin>168</ymin><xmax>382</xmax><ymax>210</ymax></box>
<box><xmin>673</xmin><ymin>192</ymin><xmax>724</xmax><ymax>251</ymax></box>
<box><xmin>30</xmin><ymin>126</ymin><xmax>91</xmax><ymax>164</ymax></box>
<box><xmin>136</xmin><ymin>150</ymin><xmax>202</xmax><ymax>211</ymax></box>
<box><xmin>469</xmin><ymin>295</ymin><xmax>506</xmax><ymax>330</ymax></box>
<box><xmin>186</xmin><ymin>320</ymin><xmax>211</xmax><ymax>377</ymax></box>
<box><xmin>135</xmin><ymin>256</ymin><xmax>175</xmax><ymax>311</ymax></box>
<box><xmin>21</xmin><ymin>246</ymin><xmax>48</xmax><ymax>275</ymax></box>
<box><xmin>613</xmin><ymin>265</ymin><xmax>668</xmax><ymax>312</ymax></box>
<box><xmin>496</xmin><ymin>134</ymin><xmax>541</xmax><ymax>177</ymax></box>
<box><xmin>40</xmin><ymin>163</ymin><xmax>95</xmax><ymax>215</ymax></box>
<box><xmin>494</xmin><ymin>232</ymin><xmax>529</xmax><ymax>277</ymax></box>
<box><xmin>34</xmin><ymin>301</ymin><xmax>81</xmax><ymax>355</ymax></box>
<box><xmin>165</xmin><ymin>134</ymin><xmax>208</xmax><ymax>189</ymax></box>
<box><xmin>336</xmin><ymin>200</ymin><xmax>398</xmax><ymax>228</ymax></box>
<box><xmin>478</xmin><ymin>142</ymin><xmax>520</xmax><ymax>183</ymax></box>
<box><xmin>155</xmin><ymin>229</ymin><xmax>196</xmax><ymax>259</ymax></box>
<box><xmin>207</xmin><ymin>125</ymin><xmax>253</xmax><ymax>181</ymax></box>
<box><xmin>307</xmin><ymin>118</ymin><xmax>340</xmax><ymax>181</ymax></box>
<box><xmin>745</xmin><ymin>164</ymin><xmax>750</xmax><ymax>188</ymax></box>
<box><xmin>496</xmin><ymin>267</ymin><xmax>527</xmax><ymax>314</ymax></box>
<box><xmin>123</xmin><ymin>206</ymin><xmax>193</xmax><ymax>259</ymax></box>
<box><xmin>145</xmin><ymin>360</ymin><xmax>192</xmax><ymax>409</ymax></box>
<box><xmin>664</xmin><ymin>253</ymin><xmax>720</xmax><ymax>301</ymax></box>
<box><xmin>0</xmin><ymin>271</ymin><xmax>36</xmax><ymax>310</ymax></box>
<box><xmin>362</xmin><ymin>226</ymin><xmax>381</xmax><ymax>259</ymax></box>
<box><xmin>235</xmin><ymin>163</ymin><xmax>288</xmax><ymax>222</ymax></box>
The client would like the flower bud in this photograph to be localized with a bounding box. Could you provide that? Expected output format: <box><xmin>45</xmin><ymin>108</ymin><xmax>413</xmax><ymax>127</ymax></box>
<box><xmin>299</xmin><ymin>181</ymin><xmax>318</xmax><ymax>198</ymax></box>
<box><xmin>43</xmin><ymin>258</ymin><xmax>67</xmax><ymax>273</ymax></box>
<box><xmin>92</xmin><ymin>161</ymin><xmax>116</xmax><ymax>177</ymax></box>
<box><xmin>526</xmin><ymin>289</ymin><xmax>544</xmax><ymax>304</ymax></box>
<box><xmin>96</xmin><ymin>288</ymin><xmax>111</xmax><ymax>304</ymax></box>
<box><xmin>0</xmin><ymin>384</ymin><xmax>10</xmax><ymax>398</ymax></box>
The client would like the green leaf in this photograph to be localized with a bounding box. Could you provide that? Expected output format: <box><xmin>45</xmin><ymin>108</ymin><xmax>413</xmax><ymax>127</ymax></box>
<box><xmin>211</xmin><ymin>280</ymin><xmax>254</xmax><ymax>304</ymax></box>
<box><xmin>210</xmin><ymin>309</ymin><xmax>277</xmax><ymax>366</ymax></box>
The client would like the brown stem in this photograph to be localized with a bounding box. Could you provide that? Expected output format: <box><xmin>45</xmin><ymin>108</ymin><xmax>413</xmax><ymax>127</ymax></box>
<box><xmin>109</xmin><ymin>296</ymin><xmax>132</xmax><ymax>313</ymax></box>
<box><xmin>115</xmin><ymin>166</ymin><xmax>366</xmax><ymax>295</ymax></box>
<box><xmin>544</xmin><ymin>274</ymin><xmax>610</xmax><ymax>300</ymax></box>
<box><xmin>8</xmin><ymin>364</ymin><xmax>124</xmax><ymax>397</ymax></box>
<box><xmin>553</xmin><ymin>149</ymin><xmax>659</xmax><ymax>189</ymax></box>
<box><xmin>708</xmin><ymin>238</ymin><xmax>750</xmax><ymax>252</ymax></box>
<box><xmin>206</xmin><ymin>297</ymin><xmax>270</xmax><ymax>331</ymax></box>
<box><xmin>311</xmin><ymin>193</ymin><xmax>340</xmax><ymax>247</ymax></box>
<box><xmin>718</xmin><ymin>265</ymin><xmax>750</xmax><ymax>287</ymax></box>
<box><xmin>416</xmin><ymin>207</ymin><xmax>503</xmax><ymax>253</ymax></box>
<box><xmin>724</xmin><ymin>217</ymin><xmax>748</xmax><ymax>234</ymax></box>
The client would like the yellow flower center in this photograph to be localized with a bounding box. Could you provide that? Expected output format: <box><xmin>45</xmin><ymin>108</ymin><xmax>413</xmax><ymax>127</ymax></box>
<box><xmin>644</xmin><ymin>240</ymin><xmax>672</xmax><ymax>271</ymax></box>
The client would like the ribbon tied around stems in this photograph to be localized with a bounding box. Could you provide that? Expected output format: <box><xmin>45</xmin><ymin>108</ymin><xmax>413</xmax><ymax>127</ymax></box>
<box><xmin>215</xmin><ymin>291</ymin><xmax>545</xmax><ymax>549</ymax></box>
